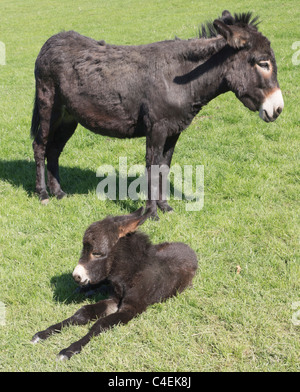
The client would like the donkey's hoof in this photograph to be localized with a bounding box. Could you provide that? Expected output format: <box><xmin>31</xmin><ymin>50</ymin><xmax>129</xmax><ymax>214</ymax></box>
<box><xmin>38</xmin><ymin>190</ymin><xmax>50</xmax><ymax>205</ymax></box>
<box><xmin>149</xmin><ymin>213</ymin><xmax>160</xmax><ymax>221</ymax></box>
<box><xmin>158</xmin><ymin>203</ymin><xmax>174</xmax><ymax>213</ymax></box>
<box><xmin>56</xmin><ymin>190</ymin><xmax>67</xmax><ymax>200</ymax></box>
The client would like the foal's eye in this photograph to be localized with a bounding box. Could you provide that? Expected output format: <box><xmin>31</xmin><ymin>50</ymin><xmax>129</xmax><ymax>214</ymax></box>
<box><xmin>258</xmin><ymin>61</ymin><xmax>270</xmax><ymax>71</ymax></box>
<box><xmin>92</xmin><ymin>252</ymin><xmax>106</xmax><ymax>258</ymax></box>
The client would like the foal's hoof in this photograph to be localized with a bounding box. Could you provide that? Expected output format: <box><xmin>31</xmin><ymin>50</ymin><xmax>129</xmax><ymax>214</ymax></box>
<box><xmin>57</xmin><ymin>346</ymin><xmax>80</xmax><ymax>361</ymax></box>
<box><xmin>41</xmin><ymin>198</ymin><xmax>49</xmax><ymax>206</ymax></box>
<box><xmin>31</xmin><ymin>334</ymin><xmax>41</xmax><ymax>344</ymax></box>
<box><xmin>56</xmin><ymin>354</ymin><xmax>69</xmax><ymax>362</ymax></box>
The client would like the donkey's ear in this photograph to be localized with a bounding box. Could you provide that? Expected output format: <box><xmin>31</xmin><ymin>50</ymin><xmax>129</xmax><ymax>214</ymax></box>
<box><xmin>221</xmin><ymin>10</ymin><xmax>234</xmax><ymax>25</ymax></box>
<box><xmin>117</xmin><ymin>208</ymin><xmax>151</xmax><ymax>238</ymax></box>
<box><xmin>213</xmin><ymin>20</ymin><xmax>250</xmax><ymax>49</ymax></box>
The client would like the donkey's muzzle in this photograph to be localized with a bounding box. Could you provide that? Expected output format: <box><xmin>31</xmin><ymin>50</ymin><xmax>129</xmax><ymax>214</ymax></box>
<box><xmin>259</xmin><ymin>89</ymin><xmax>284</xmax><ymax>122</ymax></box>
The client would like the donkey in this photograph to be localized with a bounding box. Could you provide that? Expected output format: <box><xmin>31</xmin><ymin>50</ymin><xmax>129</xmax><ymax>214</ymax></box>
<box><xmin>31</xmin><ymin>207</ymin><xmax>198</xmax><ymax>360</ymax></box>
<box><xmin>31</xmin><ymin>10</ymin><xmax>284</xmax><ymax>218</ymax></box>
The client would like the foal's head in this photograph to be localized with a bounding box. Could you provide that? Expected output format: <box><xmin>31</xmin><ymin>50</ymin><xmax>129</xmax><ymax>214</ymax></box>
<box><xmin>211</xmin><ymin>10</ymin><xmax>284</xmax><ymax>122</ymax></box>
<box><xmin>72</xmin><ymin>207</ymin><xmax>150</xmax><ymax>286</ymax></box>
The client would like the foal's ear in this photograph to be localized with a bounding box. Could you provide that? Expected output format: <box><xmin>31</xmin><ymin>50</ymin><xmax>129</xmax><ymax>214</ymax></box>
<box><xmin>213</xmin><ymin>20</ymin><xmax>250</xmax><ymax>49</ymax></box>
<box><xmin>114</xmin><ymin>207</ymin><xmax>144</xmax><ymax>222</ymax></box>
<box><xmin>117</xmin><ymin>208</ymin><xmax>151</xmax><ymax>238</ymax></box>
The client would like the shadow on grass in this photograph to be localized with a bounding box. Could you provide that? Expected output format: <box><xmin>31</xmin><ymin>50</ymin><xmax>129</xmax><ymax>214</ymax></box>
<box><xmin>0</xmin><ymin>159</ymin><xmax>147</xmax><ymax>212</ymax></box>
<box><xmin>0</xmin><ymin>159</ymin><xmax>185</xmax><ymax>213</ymax></box>
<box><xmin>0</xmin><ymin>159</ymin><xmax>97</xmax><ymax>196</ymax></box>
<box><xmin>50</xmin><ymin>273</ymin><xmax>111</xmax><ymax>305</ymax></box>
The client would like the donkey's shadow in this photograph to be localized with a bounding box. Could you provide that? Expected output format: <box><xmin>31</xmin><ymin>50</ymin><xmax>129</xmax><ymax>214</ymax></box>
<box><xmin>0</xmin><ymin>159</ymin><xmax>97</xmax><ymax>196</ymax></box>
<box><xmin>0</xmin><ymin>159</ymin><xmax>146</xmax><ymax>211</ymax></box>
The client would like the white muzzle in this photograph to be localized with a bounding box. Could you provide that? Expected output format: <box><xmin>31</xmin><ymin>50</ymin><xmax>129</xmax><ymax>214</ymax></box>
<box><xmin>73</xmin><ymin>264</ymin><xmax>90</xmax><ymax>285</ymax></box>
<box><xmin>259</xmin><ymin>88</ymin><xmax>284</xmax><ymax>122</ymax></box>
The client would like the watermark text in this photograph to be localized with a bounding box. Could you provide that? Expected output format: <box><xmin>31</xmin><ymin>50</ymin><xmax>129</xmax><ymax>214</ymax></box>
<box><xmin>96</xmin><ymin>157</ymin><xmax>204</xmax><ymax>211</ymax></box>
<box><xmin>0</xmin><ymin>42</ymin><xmax>5</xmax><ymax>65</ymax></box>
<box><xmin>291</xmin><ymin>302</ymin><xmax>300</xmax><ymax>326</ymax></box>
<box><xmin>292</xmin><ymin>41</ymin><xmax>300</xmax><ymax>65</ymax></box>
<box><xmin>0</xmin><ymin>302</ymin><xmax>5</xmax><ymax>326</ymax></box>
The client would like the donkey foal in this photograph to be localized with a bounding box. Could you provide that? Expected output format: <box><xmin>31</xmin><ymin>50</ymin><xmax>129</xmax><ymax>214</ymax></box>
<box><xmin>31</xmin><ymin>207</ymin><xmax>198</xmax><ymax>360</ymax></box>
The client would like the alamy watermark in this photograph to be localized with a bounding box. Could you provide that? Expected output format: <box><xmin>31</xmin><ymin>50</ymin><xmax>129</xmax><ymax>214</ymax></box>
<box><xmin>96</xmin><ymin>157</ymin><xmax>204</xmax><ymax>211</ymax></box>
<box><xmin>0</xmin><ymin>301</ymin><xmax>5</xmax><ymax>326</ymax></box>
<box><xmin>291</xmin><ymin>302</ymin><xmax>300</xmax><ymax>326</ymax></box>
<box><xmin>292</xmin><ymin>41</ymin><xmax>300</xmax><ymax>65</ymax></box>
<box><xmin>0</xmin><ymin>41</ymin><xmax>5</xmax><ymax>65</ymax></box>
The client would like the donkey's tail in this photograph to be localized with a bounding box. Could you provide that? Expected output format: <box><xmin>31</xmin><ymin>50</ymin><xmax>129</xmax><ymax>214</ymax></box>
<box><xmin>30</xmin><ymin>90</ymin><xmax>40</xmax><ymax>139</ymax></box>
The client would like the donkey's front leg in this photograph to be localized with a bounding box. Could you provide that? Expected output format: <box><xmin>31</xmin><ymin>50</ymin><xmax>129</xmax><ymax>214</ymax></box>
<box><xmin>145</xmin><ymin>125</ymin><xmax>167</xmax><ymax>220</ymax></box>
<box><xmin>31</xmin><ymin>299</ymin><xmax>118</xmax><ymax>343</ymax></box>
<box><xmin>57</xmin><ymin>306</ymin><xmax>136</xmax><ymax>360</ymax></box>
<box><xmin>156</xmin><ymin>133</ymin><xmax>180</xmax><ymax>213</ymax></box>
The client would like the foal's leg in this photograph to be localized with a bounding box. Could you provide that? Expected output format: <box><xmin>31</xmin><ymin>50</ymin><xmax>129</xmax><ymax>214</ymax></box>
<box><xmin>157</xmin><ymin>133</ymin><xmax>180</xmax><ymax>213</ymax></box>
<box><xmin>46</xmin><ymin>118</ymin><xmax>78</xmax><ymax>198</ymax></box>
<box><xmin>32</xmin><ymin>80</ymin><xmax>56</xmax><ymax>204</ymax></box>
<box><xmin>57</xmin><ymin>304</ymin><xmax>137</xmax><ymax>360</ymax></box>
<box><xmin>31</xmin><ymin>298</ymin><xmax>118</xmax><ymax>343</ymax></box>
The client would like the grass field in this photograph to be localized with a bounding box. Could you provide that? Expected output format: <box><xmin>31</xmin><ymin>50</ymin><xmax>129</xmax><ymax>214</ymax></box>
<box><xmin>0</xmin><ymin>0</ymin><xmax>299</xmax><ymax>372</ymax></box>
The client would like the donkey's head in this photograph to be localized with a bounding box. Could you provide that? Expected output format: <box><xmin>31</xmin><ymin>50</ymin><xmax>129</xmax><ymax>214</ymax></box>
<box><xmin>213</xmin><ymin>11</ymin><xmax>284</xmax><ymax>122</ymax></box>
<box><xmin>72</xmin><ymin>207</ymin><xmax>150</xmax><ymax>286</ymax></box>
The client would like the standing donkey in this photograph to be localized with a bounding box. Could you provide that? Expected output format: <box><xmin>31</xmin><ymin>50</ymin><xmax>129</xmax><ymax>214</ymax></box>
<box><xmin>31</xmin><ymin>207</ymin><xmax>198</xmax><ymax>360</ymax></box>
<box><xmin>31</xmin><ymin>11</ymin><xmax>284</xmax><ymax>218</ymax></box>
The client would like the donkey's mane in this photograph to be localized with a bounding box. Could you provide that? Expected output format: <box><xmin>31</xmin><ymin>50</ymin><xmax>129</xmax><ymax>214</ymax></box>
<box><xmin>199</xmin><ymin>11</ymin><xmax>260</xmax><ymax>39</ymax></box>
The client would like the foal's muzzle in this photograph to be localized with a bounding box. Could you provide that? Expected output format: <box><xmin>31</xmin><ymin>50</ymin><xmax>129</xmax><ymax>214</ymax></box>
<box><xmin>259</xmin><ymin>89</ymin><xmax>284</xmax><ymax>122</ymax></box>
<box><xmin>72</xmin><ymin>264</ymin><xmax>90</xmax><ymax>286</ymax></box>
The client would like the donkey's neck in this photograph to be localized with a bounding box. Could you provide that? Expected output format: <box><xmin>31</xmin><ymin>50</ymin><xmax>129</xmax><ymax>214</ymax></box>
<box><xmin>181</xmin><ymin>36</ymin><xmax>226</xmax><ymax>62</ymax></box>
<box><xmin>176</xmin><ymin>38</ymin><xmax>232</xmax><ymax>110</ymax></box>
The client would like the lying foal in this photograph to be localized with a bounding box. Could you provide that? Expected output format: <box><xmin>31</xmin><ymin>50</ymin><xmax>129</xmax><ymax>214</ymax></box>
<box><xmin>31</xmin><ymin>207</ymin><xmax>198</xmax><ymax>360</ymax></box>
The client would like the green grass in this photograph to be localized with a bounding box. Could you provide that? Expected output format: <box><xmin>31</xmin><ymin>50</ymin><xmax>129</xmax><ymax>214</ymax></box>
<box><xmin>0</xmin><ymin>0</ymin><xmax>299</xmax><ymax>372</ymax></box>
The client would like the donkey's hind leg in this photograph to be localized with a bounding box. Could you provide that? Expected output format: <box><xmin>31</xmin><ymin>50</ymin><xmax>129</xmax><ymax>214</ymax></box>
<box><xmin>33</xmin><ymin>139</ymin><xmax>48</xmax><ymax>204</ymax></box>
<box><xmin>46</xmin><ymin>114</ymin><xmax>77</xmax><ymax>199</ymax></box>
<box><xmin>32</xmin><ymin>80</ymin><xmax>56</xmax><ymax>204</ymax></box>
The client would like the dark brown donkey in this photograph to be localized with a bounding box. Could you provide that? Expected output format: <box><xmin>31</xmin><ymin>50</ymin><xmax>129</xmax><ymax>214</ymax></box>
<box><xmin>31</xmin><ymin>207</ymin><xmax>198</xmax><ymax>360</ymax></box>
<box><xmin>31</xmin><ymin>11</ymin><xmax>284</xmax><ymax>218</ymax></box>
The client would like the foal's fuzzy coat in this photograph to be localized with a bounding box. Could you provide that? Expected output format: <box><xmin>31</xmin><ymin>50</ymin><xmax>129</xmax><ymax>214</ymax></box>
<box><xmin>31</xmin><ymin>208</ymin><xmax>198</xmax><ymax>360</ymax></box>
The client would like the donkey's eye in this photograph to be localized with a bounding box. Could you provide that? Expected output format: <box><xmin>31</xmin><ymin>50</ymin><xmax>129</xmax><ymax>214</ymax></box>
<box><xmin>258</xmin><ymin>61</ymin><xmax>270</xmax><ymax>70</ymax></box>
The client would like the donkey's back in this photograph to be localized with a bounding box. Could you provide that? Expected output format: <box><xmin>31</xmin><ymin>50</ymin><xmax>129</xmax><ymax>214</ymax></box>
<box><xmin>34</xmin><ymin>31</ymin><xmax>145</xmax><ymax>136</ymax></box>
<box><xmin>33</xmin><ymin>30</ymin><xmax>189</xmax><ymax>139</ymax></box>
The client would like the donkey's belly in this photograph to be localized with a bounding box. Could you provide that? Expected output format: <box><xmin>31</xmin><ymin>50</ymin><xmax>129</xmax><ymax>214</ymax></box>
<box><xmin>85</xmin><ymin>121</ymin><xmax>146</xmax><ymax>139</ymax></box>
<box><xmin>78</xmin><ymin>114</ymin><xmax>145</xmax><ymax>139</ymax></box>
<box><xmin>67</xmin><ymin>100</ymin><xmax>144</xmax><ymax>138</ymax></box>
